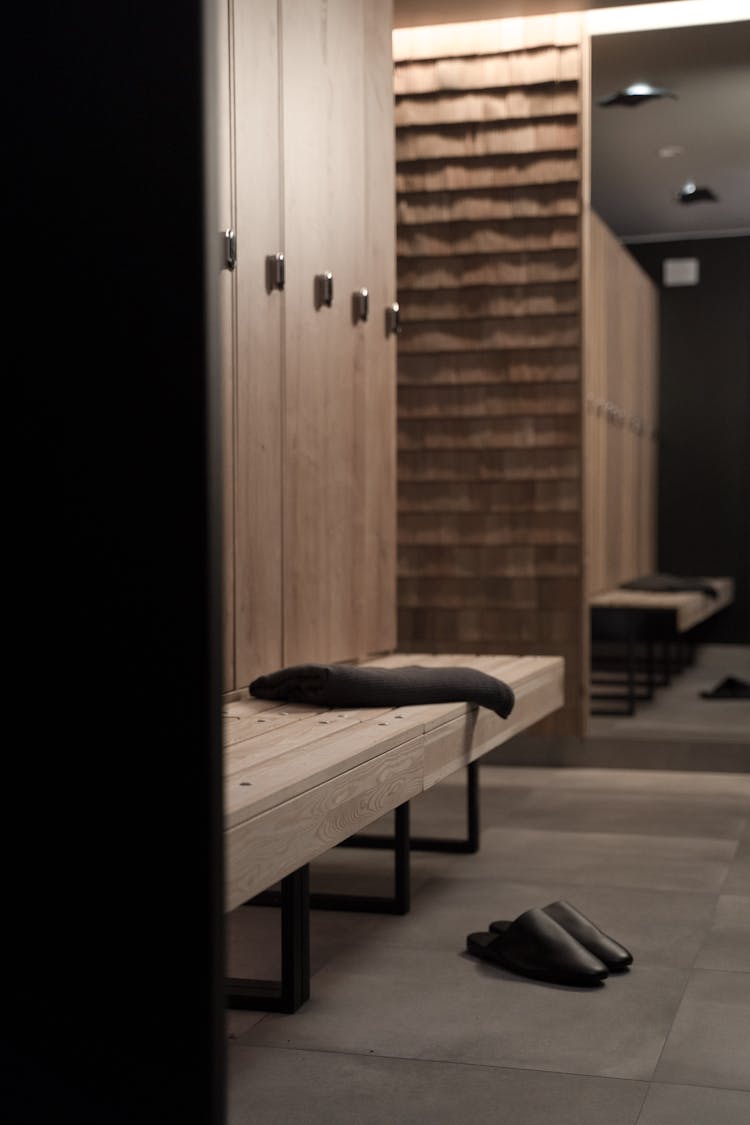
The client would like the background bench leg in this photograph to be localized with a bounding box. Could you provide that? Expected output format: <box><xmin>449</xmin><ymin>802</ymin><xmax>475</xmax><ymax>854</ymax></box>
<box><xmin>311</xmin><ymin>802</ymin><xmax>412</xmax><ymax>915</ymax></box>
<box><xmin>228</xmin><ymin>865</ymin><xmax>310</xmax><ymax>1013</ymax></box>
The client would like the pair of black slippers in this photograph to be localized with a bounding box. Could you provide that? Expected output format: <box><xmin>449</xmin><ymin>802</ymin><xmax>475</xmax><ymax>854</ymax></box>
<box><xmin>467</xmin><ymin>900</ymin><xmax>633</xmax><ymax>987</ymax></box>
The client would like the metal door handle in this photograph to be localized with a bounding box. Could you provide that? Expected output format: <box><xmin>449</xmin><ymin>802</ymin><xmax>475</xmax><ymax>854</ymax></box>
<box><xmin>266</xmin><ymin>253</ymin><xmax>285</xmax><ymax>292</ymax></box>
<box><xmin>315</xmin><ymin>271</ymin><xmax>334</xmax><ymax>308</ymax></box>
<box><xmin>386</xmin><ymin>301</ymin><xmax>400</xmax><ymax>336</ymax></box>
<box><xmin>224</xmin><ymin>229</ymin><xmax>237</xmax><ymax>271</ymax></box>
<box><xmin>353</xmin><ymin>287</ymin><xmax>369</xmax><ymax>323</ymax></box>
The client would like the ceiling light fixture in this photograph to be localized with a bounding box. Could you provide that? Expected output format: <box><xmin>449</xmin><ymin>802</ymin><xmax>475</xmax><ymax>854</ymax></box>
<box><xmin>676</xmin><ymin>181</ymin><xmax>718</xmax><ymax>203</ymax></box>
<box><xmin>597</xmin><ymin>83</ymin><xmax>677</xmax><ymax>107</ymax></box>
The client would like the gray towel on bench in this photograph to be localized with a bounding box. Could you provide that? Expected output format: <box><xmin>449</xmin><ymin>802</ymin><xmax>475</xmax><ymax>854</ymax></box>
<box><xmin>619</xmin><ymin>573</ymin><xmax>719</xmax><ymax>599</ymax></box>
<box><xmin>249</xmin><ymin>663</ymin><xmax>515</xmax><ymax>719</ymax></box>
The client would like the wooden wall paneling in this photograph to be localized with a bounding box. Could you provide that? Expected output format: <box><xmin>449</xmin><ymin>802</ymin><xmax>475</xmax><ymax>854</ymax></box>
<box><xmin>395</xmin><ymin>119</ymin><xmax>579</xmax><ymax>162</ymax></box>
<box><xmin>398</xmin><ymin>250</ymin><xmax>580</xmax><ymax>291</ymax></box>
<box><xmin>398</xmin><ymin>348</ymin><xmax>580</xmax><ymax>385</ymax></box>
<box><xmin>396</xmin><ymin>154</ymin><xmax>581</xmax><ymax>195</ymax></box>
<box><xmin>395</xmin><ymin>27</ymin><xmax>585</xmax><ymax>735</ymax></box>
<box><xmin>397</xmin><ymin>183</ymin><xmax>580</xmax><ymax>225</ymax></box>
<box><xmin>282</xmin><ymin>0</ymin><xmax>366</xmax><ymax>665</ymax></box>
<box><xmin>233</xmin><ymin>0</ymin><xmax>284</xmax><ymax>688</ymax></box>
<box><xmin>356</xmin><ymin>0</ymin><xmax>397</xmax><ymax>658</ymax></box>
<box><xmin>397</xmin><ymin>217</ymin><xmax>579</xmax><ymax>257</ymax></box>
<box><xmin>395</xmin><ymin>85</ymin><xmax>580</xmax><ymax>128</ymax></box>
<box><xmin>218</xmin><ymin>0</ymin><xmax>236</xmax><ymax>690</ymax></box>
<box><xmin>393</xmin><ymin>46</ymin><xmax>580</xmax><ymax>96</ymax></box>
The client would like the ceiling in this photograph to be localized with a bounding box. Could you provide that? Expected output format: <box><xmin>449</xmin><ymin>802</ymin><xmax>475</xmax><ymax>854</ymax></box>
<box><xmin>394</xmin><ymin>0</ymin><xmax>661</xmax><ymax>24</ymax></box>
<box><xmin>591</xmin><ymin>20</ymin><xmax>750</xmax><ymax>241</ymax></box>
<box><xmin>393</xmin><ymin>2</ymin><xmax>750</xmax><ymax>242</ymax></box>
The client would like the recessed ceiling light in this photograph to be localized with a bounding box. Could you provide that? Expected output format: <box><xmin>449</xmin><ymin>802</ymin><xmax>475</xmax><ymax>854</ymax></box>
<box><xmin>597</xmin><ymin>83</ymin><xmax>677</xmax><ymax>107</ymax></box>
<box><xmin>676</xmin><ymin>181</ymin><xmax>718</xmax><ymax>204</ymax></box>
<box><xmin>658</xmin><ymin>144</ymin><xmax>685</xmax><ymax>159</ymax></box>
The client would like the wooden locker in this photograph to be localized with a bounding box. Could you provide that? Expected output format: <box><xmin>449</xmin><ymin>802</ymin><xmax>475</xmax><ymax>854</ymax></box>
<box><xmin>226</xmin><ymin>0</ymin><xmax>397</xmax><ymax>686</ymax></box>
<box><xmin>281</xmin><ymin>0</ymin><xmax>367</xmax><ymax>665</ymax></box>
<box><xmin>232</xmin><ymin>0</ymin><xmax>284</xmax><ymax>688</ymax></box>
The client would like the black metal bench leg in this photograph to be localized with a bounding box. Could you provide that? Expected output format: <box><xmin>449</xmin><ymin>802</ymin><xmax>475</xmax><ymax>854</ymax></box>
<box><xmin>626</xmin><ymin>624</ymin><xmax>636</xmax><ymax>715</ymax></box>
<box><xmin>415</xmin><ymin>758</ymin><xmax>480</xmax><ymax>853</ymax></box>
<box><xmin>228</xmin><ymin>865</ymin><xmax>310</xmax><ymax>1014</ymax></box>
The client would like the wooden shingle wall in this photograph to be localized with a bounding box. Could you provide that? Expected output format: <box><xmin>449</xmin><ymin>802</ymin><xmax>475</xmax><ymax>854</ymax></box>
<box><xmin>393</xmin><ymin>16</ymin><xmax>585</xmax><ymax>735</ymax></box>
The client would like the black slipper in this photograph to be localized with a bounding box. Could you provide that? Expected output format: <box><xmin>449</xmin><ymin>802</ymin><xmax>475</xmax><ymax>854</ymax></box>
<box><xmin>491</xmin><ymin>900</ymin><xmax>632</xmax><ymax>972</ymax></box>
<box><xmin>467</xmin><ymin>907</ymin><xmax>608</xmax><ymax>986</ymax></box>
<box><xmin>700</xmin><ymin>676</ymin><xmax>750</xmax><ymax>700</ymax></box>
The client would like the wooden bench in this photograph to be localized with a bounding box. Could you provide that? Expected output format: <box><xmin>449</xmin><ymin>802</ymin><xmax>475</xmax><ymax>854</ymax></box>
<box><xmin>589</xmin><ymin>577</ymin><xmax>734</xmax><ymax>715</ymax></box>
<box><xmin>224</xmin><ymin>652</ymin><xmax>564</xmax><ymax>1011</ymax></box>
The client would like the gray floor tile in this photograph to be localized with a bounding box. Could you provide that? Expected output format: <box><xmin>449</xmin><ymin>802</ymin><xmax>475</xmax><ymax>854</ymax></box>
<box><xmin>654</xmin><ymin>969</ymin><xmax>750</xmax><ymax>1090</ymax></box>
<box><xmin>587</xmin><ymin>648</ymin><xmax>750</xmax><ymax>746</ymax></box>
<box><xmin>498</xmin><ymin>789</ymin><xmax>747</xmax><ymax>840</ymax></box>
<box><xmin>227</xmin><ymin>1009</ymin><xmax>268</xmax><ymax>1040</ymax></box>
<box><xmin>242</xmin><ymin>943</ymin><xmax>688</xmax><ymax>1081</ymax></box>
<box><xmin>228</xmin><ymin>1046</ymin><xmax>647</xmax><ymax>1125</ymax></box>
<box><xmin>479</xmin><ymin>767</ymin><xmax>750</xmax><ymax>799</ymax></box>
<box><xmin>636</xmin><ymin>1083</ymin><xmax>750</xmax><ymax>1125</ymax></box>
<box><xmin>434</xmin><ymin>826</ymin><xmax>736</xmax><ymax>894</ymax></box>
<box><xmin>722</xmin><ymin>837</ymin><xmax>750</xmax><ymax>895</ymax></box>
<box><xmin>695</xmin><ymin>896</ymin><xmax>750</xmax><ymax>972</ymax></box>
<box><xmin>340</xmin><ymin>876</ymin><xmax>716</xmax><ymax>969</ymax></box>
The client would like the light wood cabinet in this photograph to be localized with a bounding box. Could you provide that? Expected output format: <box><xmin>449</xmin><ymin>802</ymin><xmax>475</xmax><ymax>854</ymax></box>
<box><xmin>223</xmin><ymin>0</ymin><xmax>397</xmax><ymax>691</ymax></box>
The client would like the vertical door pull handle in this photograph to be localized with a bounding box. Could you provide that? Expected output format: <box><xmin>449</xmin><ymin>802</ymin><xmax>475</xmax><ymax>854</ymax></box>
<box><xmin>353</xmin><ymin>288</ymin><xmax>369</xmax><ymax>323</ymax></box>
<box><xmin>386</xmin><ymin>301</ymin><xmax>400</xmax><ymax>336</ymax></box>
<box><xmin>224</xmin><ymin>229</ymin><xmax>237</xmax><ymax>271</ymax></box>
<box><xmin>266</xmin><ymin>253</ymin><xmax>285</xmax><ymax>292</ymax></box>
<box><xmin>315</xmin><ymin>272</ymin><xmax>334</xmax><ymax>309</ymax></box>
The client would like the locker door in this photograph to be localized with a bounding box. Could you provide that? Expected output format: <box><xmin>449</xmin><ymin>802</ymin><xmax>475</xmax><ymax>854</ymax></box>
<box><xmin>281</xmin><ymin>0</ymin><xmax>367</xmax><ymax>664</ymax></box>
<box><xmin>233</xmin><ymin>0</ymin><xmax>284</xmax><ymax>687</ymax></box>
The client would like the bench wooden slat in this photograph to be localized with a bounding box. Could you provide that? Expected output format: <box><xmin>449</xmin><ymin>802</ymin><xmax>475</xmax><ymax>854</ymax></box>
<box><xmin>225</xmin><ymin>706</ymin><xmax>397</xmax><ymax>777</ymax></box>
<box><xmin>223</xmin><ymin>701</ymin><xmax>327</xmax><ymax>748</ymax></box>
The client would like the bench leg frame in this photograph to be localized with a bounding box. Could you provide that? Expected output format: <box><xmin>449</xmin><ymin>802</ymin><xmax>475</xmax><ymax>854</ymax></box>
<box><xmin>227</xmin><ymin>865</ymin><xmax>310</xmax><ymax>1014</ymax></box>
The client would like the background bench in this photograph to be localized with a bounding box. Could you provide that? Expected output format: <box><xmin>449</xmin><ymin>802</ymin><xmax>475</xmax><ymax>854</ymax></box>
<box><xmin>589</xmin><ymin>577</ymin><xmax>734</xmax><ymax>715</ymax></box>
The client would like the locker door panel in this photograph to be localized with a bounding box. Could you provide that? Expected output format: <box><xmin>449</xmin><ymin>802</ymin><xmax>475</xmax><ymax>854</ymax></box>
<box><xmin>282</xmin><ymin>0</ymin><xmax>366</xmax><ymax>665</ymax></box>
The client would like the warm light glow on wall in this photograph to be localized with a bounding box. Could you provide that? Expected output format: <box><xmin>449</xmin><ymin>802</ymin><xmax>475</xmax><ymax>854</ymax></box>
<box><xmin>392</xmin><ymin>0</ymin><xmax>747</xmax><ymax>57</ymax></box>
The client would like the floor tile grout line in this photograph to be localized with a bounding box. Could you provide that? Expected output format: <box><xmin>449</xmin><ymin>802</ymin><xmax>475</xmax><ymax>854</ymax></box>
<box><xmin>228</xmin><ymin>1034</ymin><xmax>750</xmax><ymax>1098</ymax></box>
<box><xmin>229</xmin><ymin>1038</ymin><xmax>655</xmax><ymax>1087</ymax></box>
<box><xmin>642</xmin><ymin>882</ymin><xmax>725</xmax><ymax>1091</ymax></box>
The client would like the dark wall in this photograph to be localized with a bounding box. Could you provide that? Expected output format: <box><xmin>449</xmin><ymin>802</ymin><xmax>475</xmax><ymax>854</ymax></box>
<box><xmin>9</xmin><ymin>3</ymin><xmax>226</xmax><ymax>1122</ymax></box>
<box><xmin>629</xmin><ymin>236</ymin><xmax>750</xmax><ymax>645</ymax></box>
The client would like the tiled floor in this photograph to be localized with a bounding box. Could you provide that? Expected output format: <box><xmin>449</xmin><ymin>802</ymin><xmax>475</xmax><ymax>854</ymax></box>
<box><xmin>226</xmin><ymin>764</ymin><xmax>750</xmax><ymax>1124</ymax></box>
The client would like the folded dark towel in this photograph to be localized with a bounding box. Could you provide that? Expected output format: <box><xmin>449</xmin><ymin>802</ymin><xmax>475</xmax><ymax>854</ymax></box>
<box><xmin>249</xmin><ymin>663</ymin><xmax>515</xmax><ymax>719</ymax></box>
<box><xmin>620</xmin><ymin>573</ymin><xmax>719</xmax><ymax>599</ymax></box>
